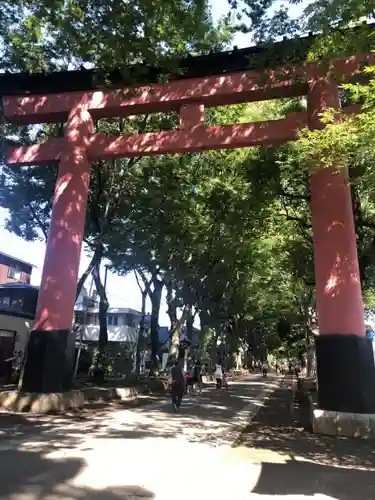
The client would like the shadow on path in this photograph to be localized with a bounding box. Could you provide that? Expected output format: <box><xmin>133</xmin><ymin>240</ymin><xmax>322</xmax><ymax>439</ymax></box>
<box><xmin>253</xmin><ymin>460</ymin><xmax>374</xmax><ymax>499</ymax></box>
<box><xmin>0</xmin><ymin>448</ymin><xmax>155</xmax><ymax>499</ymax></box>
<box><xmin>235</xmin><ymin>378</ymin><xmax>375</xmax><ymax>500</ymax></box>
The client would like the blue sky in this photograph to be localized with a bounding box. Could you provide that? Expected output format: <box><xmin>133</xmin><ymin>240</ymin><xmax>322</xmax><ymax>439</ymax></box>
<box><xmin>0</xmin><ymin>0</ymin><xmax>307</xmax><ymax>326</ymax></box>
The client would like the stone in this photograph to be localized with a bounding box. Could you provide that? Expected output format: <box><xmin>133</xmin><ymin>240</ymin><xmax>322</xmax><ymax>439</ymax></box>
<box><xmin>0</xmin><ymin>389</ymin><xmax>84</xmax><ymax>413</ymax></box>
<box><xmin>0</xmin><ymin>377</ymin><xmax>170</xmax><ymax>413</ymax></box>
<box><xmin>336</xmin><ymin>412</ymin><xmax>371</xmax><ymax>438</ymax></box>
<box><xmin>313</xmin><ymin>408</ymin><xmax>375</xmax><ymax>438</ymax></box>
<box><xmin>369</xmin><ymin>414</ymin><xmax>375</xmax><ymax>438</ymax></box>
<box><xmin>336</xmin><ymin>412</ymin><xmax>355</xmax><ymax>437</ymax></box>
<box><xmin>312</xmin><ymin>408</ymin><xmax>337</xmax><ymax>436</ymax></box>
<box><xmin>350</xmin><ymin>413</ymin><xmax>371</xmax><ymax>439</ymax></box>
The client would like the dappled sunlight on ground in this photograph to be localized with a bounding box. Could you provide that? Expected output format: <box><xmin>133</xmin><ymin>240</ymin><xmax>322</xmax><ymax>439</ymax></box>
<box><xmin>0</xmin><ymin>376</ymin><xmax>373</xmax><ymax>499</ymax></box>
<box><xmin>0</xmin><ymin>379</ymin><xmax>274</xmax><ymax>451</ymax></box>
<box><xmin>0</xmin><ymin>377</ymin><xmax>272</xmax><ymax>499</ymax></box>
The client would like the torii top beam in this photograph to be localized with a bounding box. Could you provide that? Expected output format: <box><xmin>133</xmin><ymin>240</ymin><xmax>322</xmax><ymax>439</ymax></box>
<box><xmin>2</xmin><ymin>54</ymin><xmax>373</xmax><ymax>125</ymax></box>
<box><xmin>0</xmin><ymin>21</ymin><xmax>374</xmax><ymax>97</ymax></box>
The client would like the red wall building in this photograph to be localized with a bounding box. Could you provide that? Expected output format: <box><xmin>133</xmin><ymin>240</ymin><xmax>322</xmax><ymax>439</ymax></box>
<box><xmin>0</xmin><ymin>251</ymin><xmax>33</xmax><ymax>285</ymax></box>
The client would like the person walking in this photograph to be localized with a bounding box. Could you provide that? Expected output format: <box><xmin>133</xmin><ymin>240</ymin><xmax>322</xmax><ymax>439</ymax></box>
<box><xmin>170</xmin><ymin>360</ymin><xmax>185</xmax><ymax>412</ymax></box>
<box><xmin>214</xmin><ymin>360</ymin><xmax>223</xmax><ymax>389</ymax></box>
<box><xmin>262</xmin><ymin>360</ymin><xmax>269</xmax><ymax>377</ymax></box>
<box><xmin>192</xmin><ymin>359</ymin><xmax>203</xmax><ymax>394</ymax></box>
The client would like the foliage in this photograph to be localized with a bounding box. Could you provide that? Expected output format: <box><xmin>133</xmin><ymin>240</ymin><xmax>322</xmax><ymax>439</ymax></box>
<box><xmin>228</xmin><ymin>0</ymin><xmax>375</xmax><ymax>44</ymax></box>
<box><xmin>0</xmin><ymin>0</ymin><xmax>232</xmax><ymax>72</ymax></box>
<box><xmin>0</xmin><ymin>0</ymin><xmax>231</xmax><ymax>366</ymax></box>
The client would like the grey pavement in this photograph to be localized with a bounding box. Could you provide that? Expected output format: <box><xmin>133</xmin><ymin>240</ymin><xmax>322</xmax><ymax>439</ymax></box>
<box><xmin>0</xmin><ymin>375</ymin><xmax>278</xmax><ymax>500</ymax></box>
<box><xmin>1</xmin><ymin>375</ymin><xmax>372</xmax><ymax>500</ymax></box>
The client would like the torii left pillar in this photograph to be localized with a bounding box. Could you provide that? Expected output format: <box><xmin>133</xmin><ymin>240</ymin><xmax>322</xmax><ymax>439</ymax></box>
<box><xmin>19</xmin><ymin>107</ymin><xmax>93</xmax><ymax>393</ymax></box>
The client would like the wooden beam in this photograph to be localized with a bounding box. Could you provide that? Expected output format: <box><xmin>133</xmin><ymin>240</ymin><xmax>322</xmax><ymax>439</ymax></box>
<box><xmin>7</xmin><ymin>138</ymin><xmax>64</xmax><ymax>165</ymax></box>
<box><xmin>7</xmin><ymin>112</ymin><xmax>307</xmax><ymax>165</ymax></box>
<box><xmin>3</xmin><ymin>65</ymin><xmax>307</xmax><ymax>124</ymax></box>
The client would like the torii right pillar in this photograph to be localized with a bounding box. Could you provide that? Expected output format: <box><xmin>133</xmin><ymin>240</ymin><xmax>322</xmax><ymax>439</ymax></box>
<box><xmin>309</xmin><ymin>76</ymin><xmax>375</xmax><ymax>418</ymax></box>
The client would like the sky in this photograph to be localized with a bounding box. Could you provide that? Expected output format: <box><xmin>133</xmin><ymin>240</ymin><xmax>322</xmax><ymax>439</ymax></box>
<box><xmin>0</xmin><ymin>0</ymin><xmax>307</xmax><ymax>327</ymax></box>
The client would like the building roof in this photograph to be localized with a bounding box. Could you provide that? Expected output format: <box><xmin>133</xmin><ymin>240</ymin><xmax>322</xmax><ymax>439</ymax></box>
<box><xmin>74</xmin><ymin>304</ymin><xmax>142</xmax><ymax>315</ymax></box>
<box><xmin>107</xmin><ymin>307</ymin><xmax>142</xmax><ymax>315</ymax></box>
<box><xmin>0</xmin><ymin>283</ymin><xmax>38</xmax><ymax>290</ymax></box>
<box><xmin>0</xmin><ymin>250</ymin><xmax>36</xmax><ymax>268</ymax></box>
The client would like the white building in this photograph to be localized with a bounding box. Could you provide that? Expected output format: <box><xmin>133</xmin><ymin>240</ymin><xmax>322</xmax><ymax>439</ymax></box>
<box><xmin>74</xmin><ymin>287</ymin><xmax>142</xmax><ymax>343</ymax></box>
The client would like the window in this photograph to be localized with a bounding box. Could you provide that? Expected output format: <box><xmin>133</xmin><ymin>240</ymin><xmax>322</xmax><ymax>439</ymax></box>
<box><xmin>10</xmin><ymin>296</ymin><xmax>24</xmax><ymax>309</ymax></box>
<box><xmin>74</xmin><ymin>312</ymin><xmax>85</xmax><ymax>325</ymax></box>
<box><xmin>125</xmin><ymin>313</ymin><xmax>136</xmax><ymax>327</ymax></box>
<box><xmin>108</xmin><ymin>315</ymin><xmax>113</xmax><ymax>325</ymax></box>
<box><xmin>113</xmin><ymin>315</ymin><xmax>118</xmax><ymax>326</ymax></box>
<box><xmin>7</xmin><ymin>267</ymin><xmax>21</xmax><ymax>280</ymax></box>
<box><xmin>0</xmin><ymin>296</ymin><xmax>10</xmax><ymax>307</ymax></box>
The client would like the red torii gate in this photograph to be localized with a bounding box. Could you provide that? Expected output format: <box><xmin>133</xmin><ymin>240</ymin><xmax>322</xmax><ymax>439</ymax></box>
<box><xmin>3</xmin><ymin>52</ymin><xmax>375</xmax><ymax>415</ymax></box>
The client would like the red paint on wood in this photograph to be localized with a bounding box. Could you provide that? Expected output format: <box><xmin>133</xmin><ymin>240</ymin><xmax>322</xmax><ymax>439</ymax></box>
<box><xmin>7</xmin><ymin>112</ymin><xmax>307</xmax><ymax>164</ymax></box>
<box><xmin>8</xmin><ymin>138</ymin><xmax>63</xmax><ymax>165</ymax></box>
<box><xmin>34</xmin><ymin>107</ymin><xmax>93</xmax><ymax>331</ymax></box>
<box><xmin>308</xmin><ymin>78</ymin><xmax>365</xmax><ymax>336</ymax></box>
<box><xmin>307</xmin><ymin>52</ymin><xmax>375</xmax><ymax>80</ymax></box>
<box><xmin>3</xmin><ymin>66</ymin><xmax>306</xmax><ymax>124</ymax></box>
<box><xmin>90</xmin><ymin>112</ymin><xmax>307</xmax><ymax>157</ymax></box>
<box><xmin>3</xmin><ymin>54</ymin><xmax>374</xmax><ymax>125</ymax></box>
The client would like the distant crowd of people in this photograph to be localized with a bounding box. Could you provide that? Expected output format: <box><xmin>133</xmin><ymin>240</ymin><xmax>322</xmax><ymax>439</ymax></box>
<box><xmin>168</xmin><ymin>356</ymin><xmax>303</xmax><ymax>413</ymax></box>
<box><xmin>275</xmin><ymin>361</ymin><xmax>301</xmax><ymax>378</ymax></box>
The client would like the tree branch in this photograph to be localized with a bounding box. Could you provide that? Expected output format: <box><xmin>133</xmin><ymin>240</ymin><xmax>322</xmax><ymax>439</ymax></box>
<box><xmin>136</xmin><ymin>268</ymin><xmax>153</xmax><ymax>296</ymax></box>
<box><xmin>279</xmin><ymin>187</ymin><xmax>310</xmax><ymax>202</ymax></box>
<box><xmin>27</xmin><ymin>202</ymin><xmax>49</xmax><ymax>242</ymax></box>
<box><xmin>280</xmin><ymin>198</ymin><xmax>312</xmax><ymax>241</ymax></box>
<box><xmin>4</xmin><ymin>169</ymin><xmax>49</xmax><ymax>241</ymax></box>
<box><xmin>76</xmin><ymin>248</ymin><xmax>101</xmax><ymax>301</ymax></box>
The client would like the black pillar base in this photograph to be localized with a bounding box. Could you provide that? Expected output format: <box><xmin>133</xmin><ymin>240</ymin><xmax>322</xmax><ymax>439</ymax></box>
<box><xmin>19</xmin><ymin>329</ymin><xmax>75</xmax><ymax>393</ymax></box>
<box><xmin>316</xmin><ymin>334</ymin><xmax>375</xmax><ymax>413</ymax></box>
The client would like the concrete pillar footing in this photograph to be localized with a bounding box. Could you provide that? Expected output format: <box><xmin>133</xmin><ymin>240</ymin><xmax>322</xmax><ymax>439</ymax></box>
<box><xmin>313</xmin><ymin>408</ymin><xmax>375</xmax><ymax>439</ymax></box>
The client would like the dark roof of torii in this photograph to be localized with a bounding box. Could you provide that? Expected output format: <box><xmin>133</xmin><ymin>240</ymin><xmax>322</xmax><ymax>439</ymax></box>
<box><xmin>0</xmin><ymin>23</ymin><xmax>373</xmax><ymax>96</ymax></box>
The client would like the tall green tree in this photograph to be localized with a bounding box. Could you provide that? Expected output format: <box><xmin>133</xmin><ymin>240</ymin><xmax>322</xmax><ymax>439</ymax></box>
<box><xmin>0</xmin><ymin>0</ymin><xmax>232</xmax><ymax>374</ymax></box>
<box><xmin>229</xmin><ymin>0</ymin><xmax>374</xmax><ymax>43</ymax></box>
<box><xmin>0</xmin><ymin>0</ymin><xmax>232</xmax><ymax>72</ymax></box>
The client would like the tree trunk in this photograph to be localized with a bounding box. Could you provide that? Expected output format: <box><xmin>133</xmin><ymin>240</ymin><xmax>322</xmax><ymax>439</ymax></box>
<box><xmin>76</xmin><ymin>249</ymin><xmax>99</xmax><ymax>301</ymax></box>
<box><xmin>91</xmin><ymin>254</ymin><xmax>109</xmax><ymax>381</ymax></box>
<box><xmin>199</xmin><ymin>310</ymin><xmax>211</xmax><ymax>350</ymax></box>
<box><xmin>168</xmin><ymin>326</ymin><xmax>180</xmax><ymax>362</ymax></box>
<box><xmin>306</xmin><ymin>344</ymin><xmax>316</xmax><ymax>379</ymax></box>
<box><xmin>136</xmin><ymin>289</ymin><xmax>147</xmax><ymax>376</ymax></box>
<box><xmin>133</xmin><ymin>270</ymin><xmax>151</xmax><ymax>376</ymax></box>
<box><xmin>166</xmin><ymin>282</ymin><xmax>179</xmax><ymax>362</ymax></box>
<box><xmin>186</xmin><ymin>305</ymin><xmax>194</xmax><ymax>342</ymax></box>
<box><xmin>166</xmin><ymin>284</ymin><xmax>188</xmax><ymax>364</ymax></box>
<box><xmin>210</xmin><ymin>331</ymin><xmax>219</xmax><ymax>371</ymax></box>
<box><xmin>167</xmin><ymin>309</ymin><xmax>189</xmax><ymax>363</ymax></box>
<box><xmin>149</xmin><ymin>276</ymin><xmax>163</xmax><ymax>372</ymax></box>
